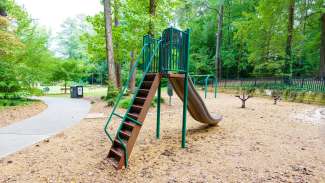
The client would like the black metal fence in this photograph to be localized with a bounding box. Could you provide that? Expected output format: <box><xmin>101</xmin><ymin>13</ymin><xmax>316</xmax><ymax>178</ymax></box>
<box><xmin>218</xmin><ymin>78</ymin><xmax>325</xmax><ymax>93</ymax></box>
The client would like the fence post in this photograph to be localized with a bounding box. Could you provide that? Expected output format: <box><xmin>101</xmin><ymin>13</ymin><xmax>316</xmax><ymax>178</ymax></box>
<box><xmin>214</xmin><ymin>77</ymin><xmax>217</xmax><ymax>98</ymax></box>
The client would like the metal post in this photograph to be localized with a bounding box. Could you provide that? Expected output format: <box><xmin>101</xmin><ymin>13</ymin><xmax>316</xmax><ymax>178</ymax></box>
<box><xmin>214</xmin><ymin>76</ymin><xmax>217</xmax><ymax>98</ymax></box>
<box><xmin>156</xmin><ymin>81</ymin><xmax>161</xmax><ymax>139</ymax></box>
<box><xmin>156</xmin><ymin>38</ymin><xmax>162</xmax><ymax>139</ymax></box>
<box><xmin>205</xmin><ymin>76</ymin><xmax>208</xmax><ymax>99</ymax></box>
<box><xmin>182</xmin><ymin>29</ymin><xmax>190</xmax><ymax>148</ymax></box>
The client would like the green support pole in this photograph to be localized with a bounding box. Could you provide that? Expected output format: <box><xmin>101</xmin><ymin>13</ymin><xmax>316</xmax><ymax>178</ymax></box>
<box><xmin>204</xmin><ymin>76</ymin><xmax>208</xmax><ymax>99</ymax></box>
<box><xmin>156</xmin><ymin>81</ymin><xmax>161</xmax><ymax>139</ymax></box>
<box><xmin>182</xmin><ymin>75</ymin><xmax>188</xmax><ymax>148</ymax></box>
<box><xmin>182</xmin><ymin>29</ymin><xmax>190</xmax><ymax>148</ymax></box>
<box><xmin>214</xmin><ymin>77</ymin><xmax>217</xmax><ymax>98</ymax></box>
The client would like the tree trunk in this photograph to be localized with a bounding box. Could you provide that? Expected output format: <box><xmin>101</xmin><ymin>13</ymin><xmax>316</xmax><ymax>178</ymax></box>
<box><xmin>129</xmin><ymin>51</ymin><xmax>137</xmax><ymax>93</ymax></box>
<box><xmin>64</xmin><ymin>81</ymin><xmax>67</xmax><ymax>94</ymax></box>
<box><xmin>0</xmin><ymin>9</ymin><xmax>6</xmax><ymax>17</ymax></box>
<box><xmin>320</xmin><ymin>13</ymin><xmax>325</xmax><ymax>79</ymax></box>
<box><xmin>103</xmin><ymin>0</ymin><xmax>117</xmax><ymax>87</ymax></box>
<box><xmin>149</xmin><ymin>0</ymin><xmax>156</xmax><ymax>36</ymax></box>
<box><xmin>115</xmin><ymin>63</ymin><xmax>121</xmax><ymax>88</ymax></box>
<box><xmin>215</xmin><ymin>4</ymin><xmax>224</xmax><ymax>80</ymax></box>
<box><xmin>285</xmin><ymin>0</ymin><xmax>295</xmax><ymax>77</ymax></box>
<box><xmin>237</xmin><ymin>41</ymin><xmax>242</xmax><ymax>79</ymax></box>
<box><xmin>114</xmin><ymin>0</ymin><xmax>122</xmax><ymax>89</ymax></box>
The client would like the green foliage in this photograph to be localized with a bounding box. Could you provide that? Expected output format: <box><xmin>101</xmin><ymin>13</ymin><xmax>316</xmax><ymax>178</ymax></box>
<box><xmin>104</xmin><ymin>81</ymin><xmax>119</xmax><ymax>106</ymax></box>
<box><xmin>29</xmin><ymin>88</ymin><xmax>44</xmax><ymax>96</ymax></box>
<box><xmin>152</xmin><ymin>96</ymin><xmax>165</xmax><ymax>107</ymax></box>
<box><xmin>118</xmin><ymin>97</ymin><xmax>131</xmax><ymax>109</ymax></box>
<box><xmin>57</xmin><ymin>15</ymin><xmax>91</xmax><ymax>60</ymax></box>
<box><xmin>0</xmin><ymin>0</ymin><xmax>72</xmax><ymax>101</ymax></box>
<box><xmin>0</xmin><ymin>98</ymin><xmax>41</xmax><ymax>107</ymax></box>
<box><xmin>52</xmin><ymin>59</ymin><xmax>86</xmax><ymax>85</ymax></box>
<box><xmin>177</xmin><ymin>0</ymin><xmax>324</xmax><ymax>78</ymax></box>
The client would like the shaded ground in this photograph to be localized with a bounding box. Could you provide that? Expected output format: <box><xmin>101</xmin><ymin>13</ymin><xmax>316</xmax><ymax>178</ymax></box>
<box><xmin>0</xmin><ymin>93</ymin><xmax>325</xmax><ymax>182</ymax></box>
<box><xmin>0</xmin><ymin>101</ymin><xmax>47</xmax><ymax>128</ymax></box>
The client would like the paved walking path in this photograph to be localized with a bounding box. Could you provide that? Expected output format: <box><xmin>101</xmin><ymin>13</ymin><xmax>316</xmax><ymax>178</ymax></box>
<box><xmin>0</xmin><ymin>97</ymin><xmax>91</xmax><ymax>158</ymax></box>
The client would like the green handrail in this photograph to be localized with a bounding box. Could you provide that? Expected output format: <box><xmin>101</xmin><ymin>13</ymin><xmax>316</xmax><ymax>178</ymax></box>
<box><xmin>104</xmin><ymin>37</ymin><xmax>161</xmax><ymax>168</ymax></box>
<box><xmin>116</xmin><ymin>39</ymin><xmax>161</xmax><ymax>167</ymax></box>
<box><xmin>104</xmin><ymin>45</ymin><xmax>147</xmax><ymax>143</ymax></box>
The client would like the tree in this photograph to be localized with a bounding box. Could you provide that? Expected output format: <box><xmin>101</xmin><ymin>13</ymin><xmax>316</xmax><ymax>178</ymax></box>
<box><xmin>113</xmin><ymin>0</ymin><xmax>122</xmax><ymax>88</ymax></box>
<box><xmin>216</xmin><ymin>3</ymin><xmax>224</xmax><ymax>80</ymax></box>
<box><xmin>285</xmin><ymin>0</ymin><xmax>295</xmax><ymax>78</ymax></box>
<box><xmin>321</xmin><ymin>13</ymin><xmax>325</xmax><ymax>79</ymax></box>
<box><xmin>52</xmin><ymin>60</ymin><xmax>85</xmax><ymax>93</ymax></box>
<box><xmin>56</xmin><ymin>15</ymin><xmax>91</xmax><ymax>60</ymax></box>
<box><xmin>149</xmin><ymin>0</ymin><xmax>156</xmax><ymax>35</ymax></box>
<box><xmin>103</xmin><ymin>0</ymin><xmax>117</xmax><ymax>87</ymax></box>
<box><xmin>0</xmin><ymin>0</ymin><xmax>62</xmax><ymax>102</ymax></box>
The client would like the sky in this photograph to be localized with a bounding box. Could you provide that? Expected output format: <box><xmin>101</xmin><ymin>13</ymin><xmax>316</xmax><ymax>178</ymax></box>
<box><xmin>15</xmin><ymin>0</ymin><xmax>102</xmax><ymax>34</ymax></box>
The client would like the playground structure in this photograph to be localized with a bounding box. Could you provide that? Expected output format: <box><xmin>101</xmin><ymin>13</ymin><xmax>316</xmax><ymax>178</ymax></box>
<box><xmin>104</xmin><ymin>27</ymin><xmax>222</xmax><ymax>169</ymax></box>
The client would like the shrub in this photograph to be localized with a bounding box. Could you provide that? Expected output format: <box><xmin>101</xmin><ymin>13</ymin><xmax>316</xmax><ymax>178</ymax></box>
<box><xmin>119</xmin><ymin>97</ymin><xmax>131</xmax><ymax>109</ymax></box>
<box><xmin>103</xmin><ymin>81</ymin><xmax>119</xmax><ymax>106</ymax></box>
<box><xmin>29</xmin><ymin>88</ymin><xmax>44</xmax><ymax>96</ymax></box>
<box><xmin>296</xmin><ymin>91</ymin><xmax>306</xmax><ymax>103</ymax></box>
<box><xmin>0</xmin><ymin>98</ymin><xmax>32</xmax><ymax>106</ymax></box>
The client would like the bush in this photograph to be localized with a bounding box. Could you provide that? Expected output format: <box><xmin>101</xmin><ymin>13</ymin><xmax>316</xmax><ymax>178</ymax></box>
<box><xmin>103</xmin><ymin>81</ymin><xmax>119</xmax><ymax>106</ymax></box>
<box><xmin>153</xmin><ymin>96</ymin><xmax>165</xmax><ymax>107</ymax></box>
<box><xmin>119</xmin><ymin>97</ymin><xmax>131</xmax><ymax>109</ymax></box>
<box><xmin>29</xmin><ymin>88</ymin><xmax>44</xmax><ymax>96</ymax></box>
<box><xmin>0</xmin><ymin>98</ymin><xmax>33</xmax><ymax>106</ymax></box>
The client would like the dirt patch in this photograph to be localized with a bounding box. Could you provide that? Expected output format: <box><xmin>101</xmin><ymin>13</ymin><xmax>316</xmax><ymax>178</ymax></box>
<box><xmin>0</xmin><ymin>93</ymin><xmax>325</xmax><ymax>182</ymax></box>
<box><xmin>293</xmin><ymin>107</ymin><xmax>325</xmax><ymax>124</ymax></box>
<box><xmin>0</xmin><ymin>101</ymin><xmax>47</xmax><ymax>128</ymax></box>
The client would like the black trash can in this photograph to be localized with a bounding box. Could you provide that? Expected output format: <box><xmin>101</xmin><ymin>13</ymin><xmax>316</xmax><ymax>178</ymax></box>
<box><xmin>70</xmin><ymin>86</ymin><xmax>83</xmax><ymax>98</ymax></box>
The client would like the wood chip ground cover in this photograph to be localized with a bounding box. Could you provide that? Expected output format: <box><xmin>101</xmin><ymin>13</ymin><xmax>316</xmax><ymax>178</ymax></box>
<box><xmin>0</xmin><ymin>93</ymin><xmax>324</xmax><ymax>182</ymax></box>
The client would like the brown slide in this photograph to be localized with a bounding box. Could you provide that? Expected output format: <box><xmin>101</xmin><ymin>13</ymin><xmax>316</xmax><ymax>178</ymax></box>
<box><xmin>169</xmin><ymin>76</ymin><xmax>222</xmax><ymax>125</ymax></box>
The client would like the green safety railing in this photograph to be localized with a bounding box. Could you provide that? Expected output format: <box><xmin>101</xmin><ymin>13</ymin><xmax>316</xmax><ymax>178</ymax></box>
<box><xmin>218</xmin><ymin>78</ymin><xmax>325</xmax><ymax>93</ymax></box>
<box><xmin>158</xmin><ymin>28</ymin><xmax>189</xmax><ymax>73</ymax></box>
<box><xmin>190</xmin><ymin>75</ymin><xmax>217</xmax><ymax>98</ymax></box>
<box><xmin>143</xmin><ymin>35</ymin><xmax>160</xmax><ymax>73</ymax></box>
<box><xmin>104</xmin><ymin>35</ymin><xmax>161</xmax><ymax>167</ymax></box>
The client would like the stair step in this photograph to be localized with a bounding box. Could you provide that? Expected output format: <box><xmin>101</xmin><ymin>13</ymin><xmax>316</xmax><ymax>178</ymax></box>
<box><xmin>108</xmin><ymin>157</ymin><xmax>119</xmax><ymax>168</ymax></box>
<box><xmin>134</xmin><ymin>97</ymin><xmax>146</xmax><ymax>106</ymax></box>
<box><xmin>144</xmin><ymin>74</ymin><xmax>156</xmax><ymax>81</ymax></box>
<box><xmin>140</xmin><ymin>81</ymin><xmax>153</xmax><ymax>89</ymax></box>
<box><xmin>135</xmin><ymin>96</ymin><xmax>146</xmax><ymax>100</ymax></box>
<box><xmin>110</xmin><ymin>147</ymin><xmax>124</xmax><ymax>157</ymax></box>
<box><xmin>128</xmin><ymin>113</ymin><xmax>139</xmax><ymax>119</ymax></box>
<box><xmin>132</xmin><ymin>104</ymin><xmax>143</xmax><ymax>109</ymax></box>
<box><xmin>119</xmin><ymin>130</ymin><xmax>132</xmax><ymax>139</ymax></box>
<box><xmin>138</xmin><ymin>89</ymin><xmax>150</xmax><ymax>93</ymax></box>
<box><xmin>137</xmin><ymin>89</ymin><xmax>150</xmax><ymax>97</ymax></box>
<box><xmin>129</xmin><ymin>105</ymin><xmax>143</xmax><ymax>114</ymax></box>
<box><xmin>114</xmin><ymin>139</ymin><xmax>127</xmax><ymax>147</ymax></box>
<box><xmin>123</xmin><ymin>121</ymin><xmax>136</xmax><ymax>130</ymax></box>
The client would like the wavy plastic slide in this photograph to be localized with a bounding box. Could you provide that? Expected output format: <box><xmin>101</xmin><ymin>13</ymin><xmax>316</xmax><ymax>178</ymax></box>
<box><xmin>169</xmin><ymin>77</ymin><xmax>222</xmax><ymax>125</ymax></box>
